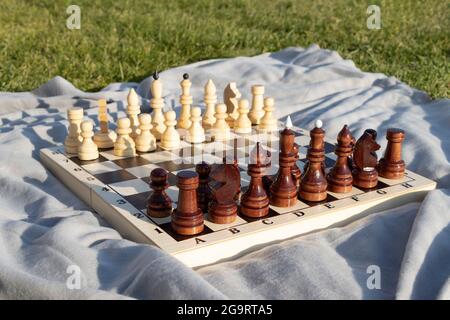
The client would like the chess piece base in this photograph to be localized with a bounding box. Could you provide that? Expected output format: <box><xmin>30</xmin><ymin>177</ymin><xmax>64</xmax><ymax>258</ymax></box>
<box><xmin>209</xmin><ymin>201</ymin><xmax>238</xmax><ymax>224</ymax></box>
<box><xmin>240</xmin><ymin>202</ymin><xmax>269</xmax><ymax>218</ymax></box>
<box><xmin>378</xmin><ymin>159</ymin><xmax>405</xmax><ymax>179</ymax></box>
<box><xmin>78</xmin><ymin>149</ymin><xmax>99</xmax><ymax>161</ymax></box>
<box><xmin>353</xmin><ymin>168</ymin><xmax>378</xmax><ymax>189</ymax></box>
<box><xmin>299</xmin><ymin>189</ymin><xmax>327</xmax><ymax>202</ymax></box>
<box><xmin>171</xmin><ymin>209</ymin><xmax>204</xmax><ymax>235</ymax></box>
<box><xmin>326</xmin><ymin>174</ymin><xmax>353</xmax><ymax>193</ymax></box>
<box><xmin>93</xmin><ymin>131</ymin><xmax>117</xmax><ymax>149</ymax></box>
<box><xmin>147</xmin><ymin>196</ymin><xmax>172</xmax><ymax>218</ymax></box>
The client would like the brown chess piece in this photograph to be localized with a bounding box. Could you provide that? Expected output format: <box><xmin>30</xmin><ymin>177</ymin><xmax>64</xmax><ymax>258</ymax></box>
<box><xmin>208</xmin><ymin>164</ymin><xmax>240</xmax><ymax>224</ymax></box>
<box><xmin>291</xmin><ymin>143</ymin><xmax>301</xmax><ymax>189</ymax></box>
<box><xmin>196</xmin><ymin>161</ymin><xmax>211</xmax><ymax>213</ymax></box>
<box><xmin>299</xmin><ymin>120</ymin><xmax>328</xmax><ymax>201</ymax></box>
<box><xmin>240</xmin><ymin>143</ymin><xmax>270</xmax><ymax>218</ymax></box>
<box><xmin>146</xmin><ymin>168</ymin><xmax>172</xmax><ymax>218</ymax></box>
<box><xmin>327</xmin><ymin>125</ymin><xmax>355</xmax><ymax>193</ymax></box>
<box><xmin>378</xmin><ymin>128</ymin><xmax>405</xmax><ymax>179</ymax></box>
<box><xmin>352</xmin><ymin>129</ymin><xmax>381</xmax><ymax>189</ymax></box>
<box><xmin>171</xmin><ymin>171</ymin><xmax>204</xmax><ymax>235</ymax></box>
<box><xmin>223</xmin><ymin>155</ymin><xmax>241</xmax><ymax>200</ymax></box>
<box><xmin>270</xmin><ymin>120</ymin><xmax>298</xmax><ymax>207</ymax></box>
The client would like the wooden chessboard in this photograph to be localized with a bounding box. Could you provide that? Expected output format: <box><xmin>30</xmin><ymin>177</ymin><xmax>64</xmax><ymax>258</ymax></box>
<box><xmin>40</xmin><ymin>125</ymin><xmax>436</xmax><ymax>268</ymax></box>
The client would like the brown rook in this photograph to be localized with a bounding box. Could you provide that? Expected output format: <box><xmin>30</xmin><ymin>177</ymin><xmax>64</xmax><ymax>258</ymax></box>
<box><xmin>378</xmin><ymin>128</ymin><xmax>405</xmax><ymax>179</ymax></box>
<box><xmin>270</xmin><ymin>126</ymin><xmax>298</xmax><ymax>207</ymax></box>
<box><xmin>327</xmin><ymin>125</ymin><xmax>355</xmax><ymax>193</ymax></box>
<box><xmin>147</xmin><ymin>168</ymin><xmax>172</xmax><ymax>218</ymax></box>
<box><xmin>171</xmin><ymin>171</ymin><xmax>204</xmax><ymax>235</ymax></box>
<box><xmin>299</xmin><ymin>122</ymin><xmax>328</xmax><ymax>201</ymax></box>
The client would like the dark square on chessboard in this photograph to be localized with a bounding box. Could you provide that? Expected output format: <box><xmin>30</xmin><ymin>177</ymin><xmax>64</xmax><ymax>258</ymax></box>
<box><xmin>124</xmin><ymin>191</ymin><xmax>152</xmax><ymax>211</ymax></box>
<box><xmin>141</xmin><ymin>172</ymin><xmax>178</xmax><ymax>186</ymax></box>
<box><xmin>94</xmin><ymin>169</ymin><xmax>137</xmax><ymax>185</ymax></box>
<box><xmin>112</xmin><ymin>156</ymin><xmax>151</xmax><ymax>169</ymax></box>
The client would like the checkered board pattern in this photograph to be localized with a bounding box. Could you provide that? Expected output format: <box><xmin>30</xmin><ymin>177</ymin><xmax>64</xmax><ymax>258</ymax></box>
<box><xmin>40</xmin><ymin>125</ymin><xmax>436</xmax><ymax>268</ymax></box>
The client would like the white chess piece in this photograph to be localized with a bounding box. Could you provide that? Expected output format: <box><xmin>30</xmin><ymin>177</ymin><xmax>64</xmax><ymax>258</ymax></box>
<box><xmin>127</xmin><ymin>88</ymin><xmax>141</xmax><ymax>140</ymax></box>
<box><xmin>93</xmin><ymin>99</ymin><xmax>117</xmax><ymax>148</ymax></box>
<box><xmin>65</xmin><ymin>107</ymin><xmax>84</xmax><ymax>154</ymax></box>
<box><xmin>258</xmin><ymin>97</ymin><xmax>278</xmax><ymax>132</ymax></box>
<box><xmin>160</xmin><ymin>110</ymin><xmax>181</xmax><ymax>150</ymax></box>
<box><xmin>135</xmin><ymin>113</ymin><xmax>156</xmax><ymax>152</ymax></box>
<box><xmin>78</xmin><ymin>120</ymin><xmax>99</xmax><ymax>161</ymax></box>
<box><xmin>249</xmin><ymin>84</ymin><xmax>265</xmax><ymax>125</ymax></box>
<box><xmin>202</xmin><ymin>79</ymin><xmax>217</xmax><ymax>129</ymax></box>
<box><xmin>186</xmin><ymin>107</ymin><xmax>205</xmax><ymax>144</ymax></box>
<box><xmin>150</xmin><ymin>72</ymin><xmax>166</xmax><ymax>140</ymax></box>
<box><xmin>224</xmin><ymin>82</ymin><xmax>241</xmax><ymax>128</ymax></box>
<box><xmin>211</xmin><ymin>103</ymin><xmax>230</xmax><ymax>141</ymax></box>
<box><xmin>234</xmin><ymin>99</ymin><xmax>252</xmax><ymax>134</ymax></box>
<box><xmin>114</xmin><ymin>117</ymin><xmax>136</xmax><ymax>157</ymax></box>
<box><xmin>178</xmin><ymin>73</ymin><xmax>192</xmax><ymax>129</ymax></box>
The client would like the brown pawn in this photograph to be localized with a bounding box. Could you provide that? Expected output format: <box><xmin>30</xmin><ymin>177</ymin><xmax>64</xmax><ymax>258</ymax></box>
<box><xmin>378</xmin><ymin>128</ymin><xmax>405</xmax><ymax>179</ymax></box>
<box><xmin>208</xmin><ymin>164</ymin><xmax>240</xmax><ymax>224</ymax></box>
<box><xmin>352</xmin><ymin>129</ymin><xmax>381</xmax><ymax>189</ymax></box>
<box><xmin>327</xmin><ymin>125</ymin><xmax>355</xmax><ymax>193</ymax></box>
<box><xmin>241</xmin><ymin>143</ymin><xmax>270</xmax><ymax>218</ymax></box>
<box><xmin>196</xmin><ymin>162</ymin><xmax>211</xmax><ymax>213</ymax></box>
<box><xmin>299</xmin><ymin>120</ymin><xmax>328</xmax><ymax>201</ymax></box>
<box><xmin>270</xmin><ymin>124</ymin><xmax>298</xmax><ymax>207</ymax></box>
<box><xmin>171</xmin><ymin>171</ymin><xmax>204</xmax><ymax>235</ymax></box>
<box><xmin>291</xmin><ymin>143</ymin><xmax>301</xmax><ymax>189</ymax></box>
<box><xmin>147</xmin><ymin>168</ymin><xmax>172</xmax><ymax>218</ymax></box>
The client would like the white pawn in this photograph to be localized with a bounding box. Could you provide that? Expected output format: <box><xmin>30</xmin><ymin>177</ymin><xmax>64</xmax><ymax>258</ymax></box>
<box><xmin>65</xmin><ymin>107</ymin><xmax>84</xmax><ymax>154</ymax></box>
<box><xmin>78</xmin><ymin>120</ymin><xmax>99</xmax><ymax>161</ymax></box>
<box><xmin>178</xmin><ymin>73</ymin><xmax>192</xmax><ymax>129</ymax></box>
<box><xmin>258</xmin><ymin>97</ymin><xmax>278</xmax><ymax>132</ymax></box>
<box><xmin>211</xmin><ymin>103</ymin><xmax>230</xmax><ymax>141</ymax></box>
<box><xmin>135</xmin><ymin>113</ymin><xmax>156</xmax><ymax>152</ymax></box>
<box><xmin>127</xmin><ymin>88</ymin><xmax>141</xmax><ymax>140</ymax></box>
<box><xmin>234</xmin><ymin>99</ymin><xmax>252</xmax><ymax>134</ymax></box>
<box><xmin>186</xmin><ymin>107</ymin><xmax>205</xmax><ymax>144</ymax></box>
<box><xmin>249</xmin><ymin>85</ymin><xmax>265</xmax><ymax>125</ymax></box>
<box><xmin>202</xmin><ymin>79</ymin><xmax>217</xmax><ymax>129</ymax></box>
<box><xmin>150</xmin><ymin>72</ymin><xmax>166</xmax><ymax>140</ymax></box>
<box><xmin>160</xmin><ymin>110</ymin><xmax>181</xmax><ymax>150</ymax></box>
<box><xmin>114</xmin><ymin>117</ymin><xmax>136</xmax><ymax>157</ymax></box>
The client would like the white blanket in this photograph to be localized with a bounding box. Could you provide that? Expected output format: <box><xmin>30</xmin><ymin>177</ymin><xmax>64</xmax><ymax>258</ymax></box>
<box><xmin>0</xmin><ymin>45</ymin><xmax>448</xmax><ymax>300</ymax></box>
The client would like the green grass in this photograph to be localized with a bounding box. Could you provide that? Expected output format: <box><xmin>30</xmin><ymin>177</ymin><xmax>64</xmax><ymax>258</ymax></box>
<box><xmin>0</xmin><ymin>0</ymin><xmax>448</xmax><ymax>98</ymax></box>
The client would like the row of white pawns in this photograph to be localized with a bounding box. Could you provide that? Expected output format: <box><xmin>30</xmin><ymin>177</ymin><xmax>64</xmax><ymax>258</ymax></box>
<box><xmin>64</xmin><ymin>78</ymin><xmax>287</xmax><ymax>161</ymax></box>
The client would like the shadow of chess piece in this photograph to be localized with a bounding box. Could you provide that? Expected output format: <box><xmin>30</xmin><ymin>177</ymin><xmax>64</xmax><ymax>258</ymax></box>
<box><xmin>270</xmin><ymin>119</ymin><xmax>298</xmax><ymax>207</ymax></box>
<box><xmin>299</xmin><ymin>120</ymin><xmax>328</xmax><ymax>201</ymax></box>
<box><xmin>241</xmin><ymin>143</ymin><xmax>270</xmax><ymax>218</ymax></box>
<box><xmin>208</xmin><ymin>164</ymin><xmax>240</xmax><ymax>224</ymax></box>
<box><xmin>352</xmin><ymin>129</ymin><xmax>381</xmax><ymax>189</ymax></box>
<box><xmin>147</xmin><ymin>168</ymin><xmax>172</xmax><ymax>218</ymax></box>
<box><xmin>378</xmin><ymin>128</ymin><xmax>405</xmax><ymax>179</ymax></box>
<box><xmin>327</xmin><ymin>125</ymin><xmax>355</xmax><ymax>193</ymax></box>
<box><xmin>171</xmin><ymin>171</ymin><xmax>204</xmax><ymax>235</ymax></box>
<box><xmin>196</xmin><ymin>161</ymin><xmax>211</xmax><ymax>213</ymax></box>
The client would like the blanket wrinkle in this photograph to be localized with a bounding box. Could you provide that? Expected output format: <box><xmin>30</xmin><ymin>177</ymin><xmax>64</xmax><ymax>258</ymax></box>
<box><xmin>0</xmin><ymin>45</ymin><xmax>448</xmax><ymax>299</ymax></box>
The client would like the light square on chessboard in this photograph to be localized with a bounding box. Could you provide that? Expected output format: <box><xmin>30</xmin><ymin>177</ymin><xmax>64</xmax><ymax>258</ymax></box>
<box><xmin>81</xmin><ymin>161</ymin><xmax>122</xmax><ymax>175</ymax></box>
<box><xmin>204</xmin><ymin>215</ymin><xmax>247</xmax><ymax>232</ymax></box>
<box><xmin>149</xmin><ymin>215</ymin><xmax>172</xmax><ymax>226</ymax></box>
<box><xmin>201</xmin><ymin>141</ymin><xmax>233</xmax><ymax>153</ymax></box>
<box><xmin>139</xmin><ymin>150</ymin><xmax>181</xmax><ymax>163</ymax></box>
<box><xmin>100</xmin><ymin>149</ymin><xmax>133</xmax><ymax>161</ymax></box>
<box><xmin>125</xmin><ymin>163</ymin><xmax>163</xmax><ymax>178</ymax></box>
<box><xmin>378</xmin><ymin>173</ymin><xmax>413</xmax><ymax>186</ymax></box>
<box><xmin>156</xmin><ymin>140</ymin><xmax>191</xmax><ymax>151</ymax></box>
<box><xmin>109</xmin><ymin>178</ymin><xmax>149</xmax><ymax>196</ymax></box>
